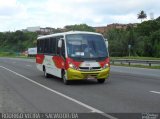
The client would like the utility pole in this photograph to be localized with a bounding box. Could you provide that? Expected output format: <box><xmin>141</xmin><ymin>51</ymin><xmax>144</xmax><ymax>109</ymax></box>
<box><xmin>128</xmin><ymin>44</ymin><xmax>131</xmax><ymax>57</ymax></box>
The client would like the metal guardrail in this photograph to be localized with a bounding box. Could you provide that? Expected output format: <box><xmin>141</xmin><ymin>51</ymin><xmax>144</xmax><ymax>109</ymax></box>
<box><xmin>111</xmin><ymin>59</ymin><xmax>160</xmax><ymax>67</ymax></box>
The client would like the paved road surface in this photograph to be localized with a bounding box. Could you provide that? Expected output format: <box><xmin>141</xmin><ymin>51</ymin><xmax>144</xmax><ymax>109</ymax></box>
<box><xmin>0</xmin><ymin>58</ymin><xmax>160</xmax><ymax>119</ymax></box>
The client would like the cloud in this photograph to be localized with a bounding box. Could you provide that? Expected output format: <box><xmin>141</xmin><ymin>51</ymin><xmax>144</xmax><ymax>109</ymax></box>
<box><xmin>0</xmin><ymin>0</ymin><xmax>159</xmax><ymax>31</ymax></box>
<box><xmin>0</xmin><ymin>0</ymin><xmax>26</xmax><ymax>16</ymax></box>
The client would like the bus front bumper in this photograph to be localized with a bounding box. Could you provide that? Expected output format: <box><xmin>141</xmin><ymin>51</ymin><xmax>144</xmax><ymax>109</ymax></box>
<box><xmin>66</xmin><ymin>68</ymin><xmax>110</xmax><ymax>80</ymax></box>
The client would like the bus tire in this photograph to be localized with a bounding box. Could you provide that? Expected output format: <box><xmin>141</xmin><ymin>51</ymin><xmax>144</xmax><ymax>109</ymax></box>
<box><xmin>43</xmin><ymin>67</ymin><xmax>50</xmax><ymax>78</ymax></box>
<box><xmin>97</xmin><ymin>79</ymin><xmax>105</xmax><ymax>83</ymax></box>
<box><xmin>62</xmin><ymin>70</ymin><xmax>70</xmax><ymax>85</ymax></box>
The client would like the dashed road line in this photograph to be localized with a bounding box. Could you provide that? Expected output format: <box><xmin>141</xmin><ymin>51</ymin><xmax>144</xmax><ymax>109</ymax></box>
<box><xmin>150</xmin><ymin>91</ymin><xmax>160</xmax><ymax>94</ymax></box>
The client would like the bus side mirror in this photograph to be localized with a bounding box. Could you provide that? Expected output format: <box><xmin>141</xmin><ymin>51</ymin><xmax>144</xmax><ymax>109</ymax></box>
<box><xmin>58</xmin><ymin>39</ymin><xmax>62</xmax><ymax>48</ymax></box>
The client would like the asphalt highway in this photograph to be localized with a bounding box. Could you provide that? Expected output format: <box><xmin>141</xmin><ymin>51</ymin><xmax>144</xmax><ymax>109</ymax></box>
<box><xmin>0</xmin><ymin>57</ymin><xmax>160</xmax><ymax>119</ymax></box>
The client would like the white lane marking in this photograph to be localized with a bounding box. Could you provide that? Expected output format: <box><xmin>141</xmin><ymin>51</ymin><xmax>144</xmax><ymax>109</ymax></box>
<box><xmin>0</xmin><ymin>66</ymin><xmax>117</xmax><ymax>119</ymax></box>
<box><xmin>150</xmin><ymin>91</ymin><xmax>160</xmax><ymax>94</ymax></box>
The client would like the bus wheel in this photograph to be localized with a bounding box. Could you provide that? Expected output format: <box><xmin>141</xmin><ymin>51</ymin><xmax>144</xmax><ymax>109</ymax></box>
<box><xmin>97</xmin><ymin>79</ymin><xmax>105</xmax><ymax>83</ymax></box>
<box><xmin>62</xmin><ymin>70</ymin><xmax>70</xmax><ymax>85</ymax></box>
<box><xmin>44</xmin><ymin>67</ymin><xmax>50</xmax><ymax>78</ymax></box>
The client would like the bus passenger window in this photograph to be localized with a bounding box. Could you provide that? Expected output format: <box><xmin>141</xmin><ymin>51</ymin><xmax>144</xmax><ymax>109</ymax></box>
<box><xmin>57</xmin><ymin>42</ymin><xmax>60</xmax><ymax>55</ymax></box>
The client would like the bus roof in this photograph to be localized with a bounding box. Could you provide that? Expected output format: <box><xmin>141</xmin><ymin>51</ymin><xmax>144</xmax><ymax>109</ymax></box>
<box><xmin>37</xmin><ymin>31</ymin><xmax>102</xmax><ymax>40</ymax></box>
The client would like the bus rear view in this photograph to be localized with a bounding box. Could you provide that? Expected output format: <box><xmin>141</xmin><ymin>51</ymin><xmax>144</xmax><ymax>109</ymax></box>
<box><xmin>36</xmin><ymin>31</ymin><xmax>110</xmax><ymax>84</ymax></box>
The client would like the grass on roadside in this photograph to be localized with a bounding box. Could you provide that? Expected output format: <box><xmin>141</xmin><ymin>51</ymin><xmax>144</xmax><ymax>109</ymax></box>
<box><xmin>111</xmin><ymin>56</ymin><xmax>160</xmax><ymax>60</ymax></box>
<box><xmin>112</xmin><ymin>64</ymin><xmax>160</xmax><ymax>69</ymax></box>
<box><xmin>0</xmin><ymin>52</ymin><xmax>35</xmax><ymax>59</ymax></box>
<box><xmin>0</xmin><ymin>52</ymin><xmax>16</xmax><ymax>57</ymax></box>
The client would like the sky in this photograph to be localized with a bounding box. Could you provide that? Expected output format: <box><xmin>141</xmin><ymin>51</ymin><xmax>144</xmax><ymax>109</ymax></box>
<box><xmin>0</xmin><ymin>0</ymin><xmax>159</xmax><ymax>32</ymax></box>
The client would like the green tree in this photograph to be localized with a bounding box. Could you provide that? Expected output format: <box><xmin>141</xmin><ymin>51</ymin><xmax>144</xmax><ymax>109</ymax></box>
<box><xmin>65</xmin><ymin>24</ymin><xmax>95</xmax><ymax>32</ymax></box>
<box><xmin>106</xmin><ymin>29</ymin><xmax>129</xmax><ymax>56</ymax></box>
<box><xmin>150</xmin><ymin>30</ymin><xmax>160</xmax><ymax>57</ymax></box>
<box><xmin>137</xmin><ymin>10</ymin><xmax>147</xmax><ymax>22</ymax></box>
<box><xmin>136</xmin><ymin>20</ymin><xmax>160</xmax><ymax>36</ymax></box>
<box><xmin>0</xmin><ymin>31</ymin><xmax>37</xmax><ymax>52</ymax></box>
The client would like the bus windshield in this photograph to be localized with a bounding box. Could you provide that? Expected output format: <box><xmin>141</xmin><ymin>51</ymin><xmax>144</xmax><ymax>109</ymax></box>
<box><xmin>66</xmin><ymin>34</ymin><xmax>108</xmax><ymax>61</ymax></box>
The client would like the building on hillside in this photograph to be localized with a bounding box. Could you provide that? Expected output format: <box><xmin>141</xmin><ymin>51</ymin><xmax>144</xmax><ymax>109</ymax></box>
<box><xmin>37</xmin><ymin>27</ymin><xmax>54</xmax><ymax>35</ymax></box>
<box><xmin>24</xmin><ymin>26</ymin><xmax>55</xmax><ymax>35</ymax></box>
<box><xmin>94</xmin><ymin>23</ymin><xmax>138</xmax><ymax>34</ymax></box>
<box><xmin>24</xmin><ymin>26</ymin><xmax>67</xmax><ymax>35</ymax></box>
<box><xmin>27</xmin><ymin>26</ymin><xmax>41</xmax><ymax>32</ymax></box>
<box><xmin>93</xmin><ymin>26</ymin><xmax>108</xmax><ymax>35</ymax></box>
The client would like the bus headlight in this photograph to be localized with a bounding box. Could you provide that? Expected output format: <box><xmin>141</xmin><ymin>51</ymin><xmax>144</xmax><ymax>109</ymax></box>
<box><xmin>103</xmin><ymin>63</ymin><xmax>109</xmax><ymax>69</ymax></box>
<box><xmin>69</xmin><ymin>63</ymin><xmax>78</xmax><ymax>70</ymax></box>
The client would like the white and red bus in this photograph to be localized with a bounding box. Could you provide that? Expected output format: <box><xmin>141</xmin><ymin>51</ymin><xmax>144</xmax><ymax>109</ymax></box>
<box><xmin>36</xmin><ymin>31</ymin><xmax>110</xmax><ymax>84</ymax></box>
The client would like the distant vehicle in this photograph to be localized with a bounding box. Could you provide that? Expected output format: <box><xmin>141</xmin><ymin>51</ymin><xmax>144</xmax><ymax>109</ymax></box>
<box><xmin>22</xmin><ymin>50</ymin><xmax>28</xmax><ymax>56</ymax></box>
<box><xmin>36</xmin><ymin>31</ymin><xmax>110</xmax><ymax>84</ymax></box>
<box><xmin>28</xmin><ymin>47</ymin><xmax>37</xmax><ymax>57</ymax></box>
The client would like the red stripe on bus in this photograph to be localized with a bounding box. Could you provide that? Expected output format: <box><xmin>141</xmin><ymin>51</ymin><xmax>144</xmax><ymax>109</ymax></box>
<box><xmin>99</xmin><ymin>58</ymin><xmax>110</xmax><ymax>67</ymax></box>
<box><xmin>52</xmin><ymin>56</ymin><xmax>65</xmax><ymax>69</ymax></box>
<box><xmin>65</xmin><ymin>58</ymin><xmax>81</xmax><ymax>69</ymax></box>
<box><xmin>36</xmin><ymin>54</ymin><xmax>45</xmax><ymax>64</ymax></box>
